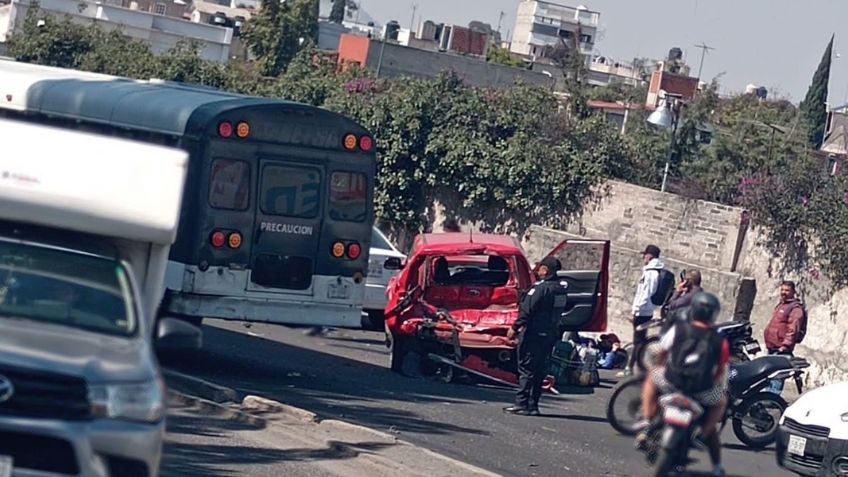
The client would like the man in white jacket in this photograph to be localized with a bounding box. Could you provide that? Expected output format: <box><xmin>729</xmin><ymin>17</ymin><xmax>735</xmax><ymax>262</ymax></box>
<box><xmin>621</xmin><ymin>244</ymin><xmax>665</xmax><ymax>376</ymax></box>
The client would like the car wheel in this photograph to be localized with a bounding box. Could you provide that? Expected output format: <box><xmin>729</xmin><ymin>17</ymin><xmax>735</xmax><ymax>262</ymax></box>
<box><xmin>387</xmin><ymin>333</ymin><xmax>409</xmax><ymax>373</ymax></box>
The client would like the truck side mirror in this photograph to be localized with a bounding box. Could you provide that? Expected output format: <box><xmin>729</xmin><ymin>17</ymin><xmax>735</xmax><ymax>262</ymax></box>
<box><xmin>384</xmin><ymin>257</ymin><xmax>403</xmax><ymax>270</ymax></box>
<box><xmin>155</xmin><ymin>317</ymin><xmax>202</xmax><ymax>351</ymax></box>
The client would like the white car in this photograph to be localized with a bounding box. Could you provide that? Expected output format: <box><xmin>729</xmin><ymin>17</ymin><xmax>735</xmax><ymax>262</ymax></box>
<box><xmin>362</xmin><ymin>227</ymin><xmax>405</xmax><ymax>329</ymax></box>
<box><xmin>777</xmin><ymin>381</ymin><xmax>848</xmax><ymax>476</ymax></box>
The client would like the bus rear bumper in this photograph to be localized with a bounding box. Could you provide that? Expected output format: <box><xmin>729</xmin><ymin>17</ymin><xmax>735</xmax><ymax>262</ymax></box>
<box><xmin>165</xmin><ymin>293</ymin><xmax>364</xmax><ymax>328</ymax></box>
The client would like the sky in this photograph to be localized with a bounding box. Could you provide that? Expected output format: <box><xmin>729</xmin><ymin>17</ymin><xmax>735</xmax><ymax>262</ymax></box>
<box><xmin>355</xmin><ymin>0</ymin><xmax>848</xmax><ymax>103</ymax></box>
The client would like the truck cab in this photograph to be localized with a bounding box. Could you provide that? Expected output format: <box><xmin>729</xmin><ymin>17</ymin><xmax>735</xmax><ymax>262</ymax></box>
<box><xmin>0</xmin><ymin>119</ymin><xmax>191</xmax><ymax>477</ymax></box>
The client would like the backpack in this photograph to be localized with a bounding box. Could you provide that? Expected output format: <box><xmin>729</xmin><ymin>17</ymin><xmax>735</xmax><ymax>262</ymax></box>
<box><xmin>664</xmin><ymin>322</ymin><xmax>723</xmax><ymax>394</ymax></box>
<box><xmin>650</xmin><ymin>268</ymin><xmax>676</xmax><ymax>307</ymax></box>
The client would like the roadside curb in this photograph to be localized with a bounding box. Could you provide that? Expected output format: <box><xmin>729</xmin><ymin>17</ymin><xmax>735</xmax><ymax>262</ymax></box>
<box><xmin>166</xmin><ymin>372</ymin><xmax>502</xmax><ymax>477</ymax></box>
<box><xmin>163</xmin><ymin>369</ymin><xmax>239</xmax><ymax>403</ymax></box>
<box><xmin>168</xmin><ymin>390</ymin><xmax>266</xmax><ymax>428</ymax></box>
<box><xmin>242</xmin><ymin>394</ymin><xmax>317</xmax><ymax>423</ymax></box>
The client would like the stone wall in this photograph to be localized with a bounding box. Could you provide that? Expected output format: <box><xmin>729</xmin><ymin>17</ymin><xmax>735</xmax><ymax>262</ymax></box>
<box><xmin>432</xmin><ymin>179</ymin><xmax>848</xmax><ymax>385</ymax></box>
<box><xmin>524</xmin><ymin>225</ymin><xmax>742</xmax><ymax>336</ymax></box>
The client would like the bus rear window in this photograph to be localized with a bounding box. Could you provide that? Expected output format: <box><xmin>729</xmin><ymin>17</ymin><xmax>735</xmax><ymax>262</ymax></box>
<box><xmin>329</xmin><ymin>172</ymin><xmax>368</xmax><ymax>222</ymax></box>
<box><xmin>260</xmin><ymin>164</ymin><xmax>321</xmax><ymax>218</ymax></box>
<box><xmin>209</xmin><ymin>159</ymin><xmax>250</xmax><ymax>210</ymax></box>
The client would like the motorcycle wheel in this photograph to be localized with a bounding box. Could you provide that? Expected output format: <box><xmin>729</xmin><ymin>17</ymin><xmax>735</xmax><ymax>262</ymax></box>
<box><xmin>606</xmin><ymin>374</ymin><xmax>646</xmax><ymax>436</ymax></box>
<box><xmin>732</xmin><ymin>392</ymin><xmax>788</xmax><ymax>449</ymax></box>
<box><xmin>653</xmin><ymin>448</ymin><xmax>680</xmax><ymax>477</ymax></box>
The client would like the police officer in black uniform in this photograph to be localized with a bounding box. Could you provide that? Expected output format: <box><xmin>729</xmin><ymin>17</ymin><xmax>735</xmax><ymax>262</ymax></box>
<box><xmin>504</xmin><ymin>256</ymin><xmax>568</xmax><ymax>416</ymax></box>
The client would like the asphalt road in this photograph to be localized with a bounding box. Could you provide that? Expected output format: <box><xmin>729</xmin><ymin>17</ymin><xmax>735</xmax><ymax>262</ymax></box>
<box><xmin>163</xmin><ymin>320</ymin><xmax>796</xmax><ymax>477</ymax></box>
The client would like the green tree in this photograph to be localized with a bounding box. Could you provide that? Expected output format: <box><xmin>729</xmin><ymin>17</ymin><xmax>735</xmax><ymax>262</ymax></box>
<box><xmin>799</xmin><ymin>34</ymin><xmax>834</xmax><ymax>148</ymax></box>
<box><xmin>486</xmin><ymin>45</ymin><xmax>525</xmax><ymax>68</ymax></box>
<box><xmin>8</xmin><ymin>4</ymin><xmax>96</xmax><ymax>68</ymax></box>
<box><xmin>241</xmin><ymin>0</ymin><xmax>318</xmax><ymax>77</ymax></box>
<box><xmin>329</xmin><ymin>0</ymin><xmax>345</xmax><ymax>23</ymax></box>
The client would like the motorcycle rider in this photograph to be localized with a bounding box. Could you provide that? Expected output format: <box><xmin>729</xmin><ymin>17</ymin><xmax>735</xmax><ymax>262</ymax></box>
<box><xmin>638</xmin><ymin>292</ymin><xmax>730</xmax><ymax>477</ymax></box>
<box><xmin>504</xmin><ymin>256</ymin><xmax>568</xmax><ymax>416</ymax></box>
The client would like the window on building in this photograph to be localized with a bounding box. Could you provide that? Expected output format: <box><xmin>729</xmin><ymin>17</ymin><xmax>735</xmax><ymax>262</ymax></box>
<box><xmin>580</xmin><ymin>34</ymin><xmax>593</xmax><ymax>44</ymax></box>
<box><xmin>154</xmin><ymin>2</ymin><xmax>166</xmax><ymax>15</ymax></box>
<box><xmin>558</xmin><ymin>30</ymin><xmax>573</xmax><ymax>39</ymax></box>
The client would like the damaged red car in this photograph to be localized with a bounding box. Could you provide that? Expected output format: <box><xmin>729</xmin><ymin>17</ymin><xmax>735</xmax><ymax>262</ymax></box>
<box><xmin>384</xmin><ymin>232</ymin><xmax>611</xmax><ymax>388</ymax></box>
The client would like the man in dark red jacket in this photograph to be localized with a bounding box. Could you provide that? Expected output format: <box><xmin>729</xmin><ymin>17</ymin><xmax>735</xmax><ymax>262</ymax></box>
<box><xmin>764</xmin><ymin>281</ymin><xmax>807</xmax><ymax>355</ymax></box>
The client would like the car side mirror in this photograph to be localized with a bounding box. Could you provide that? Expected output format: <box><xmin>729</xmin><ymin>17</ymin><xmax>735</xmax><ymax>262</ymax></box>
<box><xmin>155</xmin><ymin>317</ymin><xmax>202</xmax><ymax>351</ymax></box>
<box><xmin>384</xmin><ymin>257</ymin><xmax>403</xmax><ymax>270</ymax></box>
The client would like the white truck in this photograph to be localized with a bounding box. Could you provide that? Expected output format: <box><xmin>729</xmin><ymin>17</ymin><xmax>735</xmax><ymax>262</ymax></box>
<box><xmin>0</xmin><ymin>118</ymin><xmax>191</xmax><ymax>477</ymax></box>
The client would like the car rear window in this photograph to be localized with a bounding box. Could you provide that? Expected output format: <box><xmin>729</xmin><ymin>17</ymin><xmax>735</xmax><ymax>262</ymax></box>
<box><xmin>209</xmin><ymin>159</ymin><xmax>250</xmax><ymax>210</ymax></box>
<box><xmin>371</xmin><ymin>228</ymin><xmax>393</xmax><ymax>251</ymax></box>
<box><xmin>430</xmin><ymin>254</ymin><xmax>512</xmax><ymax>287</ymax></box>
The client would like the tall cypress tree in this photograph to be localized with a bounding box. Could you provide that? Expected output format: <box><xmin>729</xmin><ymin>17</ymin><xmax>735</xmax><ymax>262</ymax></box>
<box><xmin>330</xmin><ymin>0</ymin><xmax>345</xmax><ymax>23</ymax></box>
<box><xmin>800</xmin><ymin>34</ymin><xmax>834</xmax><ymax>148</ymax></box>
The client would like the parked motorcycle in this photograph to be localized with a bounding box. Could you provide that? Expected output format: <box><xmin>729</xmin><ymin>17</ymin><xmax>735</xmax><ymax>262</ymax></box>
<box><xmin>630</xmin><ymin>318</ymin><xmax>762</xmax><ymax>372</ymax></box>
<box><xmin>606</xmin><ymin>355</ymin><xmax>810</xmax><ymax>449</ymax></box>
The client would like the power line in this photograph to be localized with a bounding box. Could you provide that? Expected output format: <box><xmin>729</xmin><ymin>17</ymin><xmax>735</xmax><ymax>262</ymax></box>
<box><xmin>693</xmin><ymin>42</ymin><xmax>715</xmax><ymax>81</ymax></box>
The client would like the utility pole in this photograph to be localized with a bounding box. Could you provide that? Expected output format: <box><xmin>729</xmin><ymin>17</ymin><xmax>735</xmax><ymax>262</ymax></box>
<box><xmin>693</xmin><ymin>42</ymin><xmax>715</xmax><ymax>81</ymax></box>
<box><xmin>496</xmin><ymin>11</ymin><xmax>505</xmax><ymax>35</ymax></box>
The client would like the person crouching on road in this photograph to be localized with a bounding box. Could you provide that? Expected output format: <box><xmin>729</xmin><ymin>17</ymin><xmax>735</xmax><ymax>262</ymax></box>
<box><xmin>504</xmin><ymin>257</ymin><xmax>568</xmax><ymax>417</ymax></box>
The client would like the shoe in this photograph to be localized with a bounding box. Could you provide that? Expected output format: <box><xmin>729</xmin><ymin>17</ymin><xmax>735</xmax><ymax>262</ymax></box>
<box><xmin>503</xmin><ymin>406</ymin><xmax>531</xmax><ymax>415</ymax></box>
<box><xmin>712</xmin><ymin>464</ymin><xmax>726</xmax><ymax>477</ymax></box>
<box><xmin>635</xmin><ymin>430</ymin><xmax>650</xmax><ymax>452</ymax></box>
<box><xmin>616</xmin><ymin>369</ymin><xmax>633</xmax><ymax>378</ymax></box>
<box><xmin>528</xmin><ymin>409</ymin><xmax>541</xmax><ymax>416</ymax></box>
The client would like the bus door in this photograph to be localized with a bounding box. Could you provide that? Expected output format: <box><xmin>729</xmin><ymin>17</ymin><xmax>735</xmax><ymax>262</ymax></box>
<box><xmin>248</xmin><ymin>159</ymin><xmax>324</xmax><ymax>294</ymax></box>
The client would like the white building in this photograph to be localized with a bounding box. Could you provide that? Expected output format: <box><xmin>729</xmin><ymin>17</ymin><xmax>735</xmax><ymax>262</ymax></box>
<box><xmin>0</xmin><ymin>0</ymin><xmax>232</xmax><ymax>62</ymax></box>
<box><xmin>509</xmin><ymin>0</ymin><xmax>599</xmax><ymax>62</ymax></box>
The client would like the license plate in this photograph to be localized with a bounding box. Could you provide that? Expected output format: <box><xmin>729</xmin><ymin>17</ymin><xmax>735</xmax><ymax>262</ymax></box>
<box><xmin>664</xmin><ymin>407</ymin><xmax>693</xmax><ymax>427</ymax></box>
<box><xmin>0</xmin><ymin>455</ymin><xmax>12</xmax><ymax>477</ymax></box>
<box><xmin>745</xmin><ymin>341</ymin><xmax>762</xmax><ymax>353</ymax></box>
<box><xmin>788</xmin><ymin>434</ymin><xmax>807</xmax><ymax>456</ymax></box>
<box><xmin>327</xmin><ymin>282</ymin><xmax>350</xmax><ymax>299</ymax></box>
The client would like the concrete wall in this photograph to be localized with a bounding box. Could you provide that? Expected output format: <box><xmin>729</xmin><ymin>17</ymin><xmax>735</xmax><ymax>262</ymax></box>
<box><xmin>6</xmin><ymin>0</ymin><xmax>231</xmax><ymax>62</ymax></box>
<box><xmin>364</xmin><ymin>39</ymin><xmax>556</xmax><ymax>90</ymax></box>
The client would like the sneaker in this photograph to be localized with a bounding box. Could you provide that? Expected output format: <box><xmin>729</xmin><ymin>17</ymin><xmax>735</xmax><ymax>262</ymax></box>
<box><xmin>635</xmin><ymin>430</ymin><xmax>650</xmax><ymax>452</ymax></box>
<box><xmin>616</xmin><ymin>369</ymin><xmax>633</xmax><ymax>378</ymax></box>
<box><xmin>503</xmin><ymin>406</ymin><xmax>534</xmax><ymax>416</ymax></box>
<box><xmin>712</xmin><ymin>464</ymin><xmax>726</xmax><ymax>477</ymax></box>
<box><xmin>528</xmin><ymin>408</ymin><xmax>541</xmax><ymax>417</ymax></box>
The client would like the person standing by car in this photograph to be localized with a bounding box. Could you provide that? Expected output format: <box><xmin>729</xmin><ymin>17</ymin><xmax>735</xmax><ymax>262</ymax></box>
<box><xmin>504</xmin><ymin>256</ymin><xmax>567</xmax><ymax>416</ymax></box>
<box><xmin>764</xmin><ymin>280</ymin><xmax>807</xmax><ymax>392</ymax></box>
<box><xmin>621</xmin><ymin>245</ymin><xmax>669</xmax><ymax>376</ymax></box>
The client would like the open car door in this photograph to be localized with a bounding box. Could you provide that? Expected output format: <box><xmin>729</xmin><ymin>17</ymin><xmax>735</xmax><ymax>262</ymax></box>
<box><xmin>539</xmin><ymin>239</ymin><xmax>610</xmax><ymax>332</ymax></box>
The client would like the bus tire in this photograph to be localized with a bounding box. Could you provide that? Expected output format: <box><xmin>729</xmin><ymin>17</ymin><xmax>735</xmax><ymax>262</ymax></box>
<box><xmin>361</xmin><ymin>310</ymin><xmax>385</xmax><ymax>331</ymax></box>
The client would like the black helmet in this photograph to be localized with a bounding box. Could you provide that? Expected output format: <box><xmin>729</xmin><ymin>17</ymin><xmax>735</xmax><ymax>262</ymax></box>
<box><xmin>689</xmin><ymin>292</ymin><xmax>721</xmax><ymax>324</ymax></box>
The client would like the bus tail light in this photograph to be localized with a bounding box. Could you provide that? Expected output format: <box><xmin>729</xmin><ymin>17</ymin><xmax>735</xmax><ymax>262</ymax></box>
<box><xmin>359</xmin><ymin>135</ymin><xmax>374</xmax><ymax>152</ymax></box>
<box><xmin>218</xmin><ymin>121</ymin><xmax>233</xmax><ymax>138</ymax></box>
<box><xmin>236</xmin><ymin>122</ymin><xmax>250</xmax><ymax>138</ymax></box>
<box><xmin>211</xmin><ymin>230</ymin><xmax>226</xmax><ymax>248</ymax></box>
<box><xmin>331</xmin><ymin>241</ymin><xmax>346</xmax><ymax>258</ymax></box>
<box><xmin>347</xmin><ymin>242</ymin><xmax>362</xmax><ymax>260</ymax></box>
<box><xmin>343</xmin><ymin>134</ymin><xmax>358</xmax><ymax>151</ymax></box>
<box><xmin>228</xmin><ymin>232</ymin><xmax>243</xmax><ymax>249</ymax></box>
